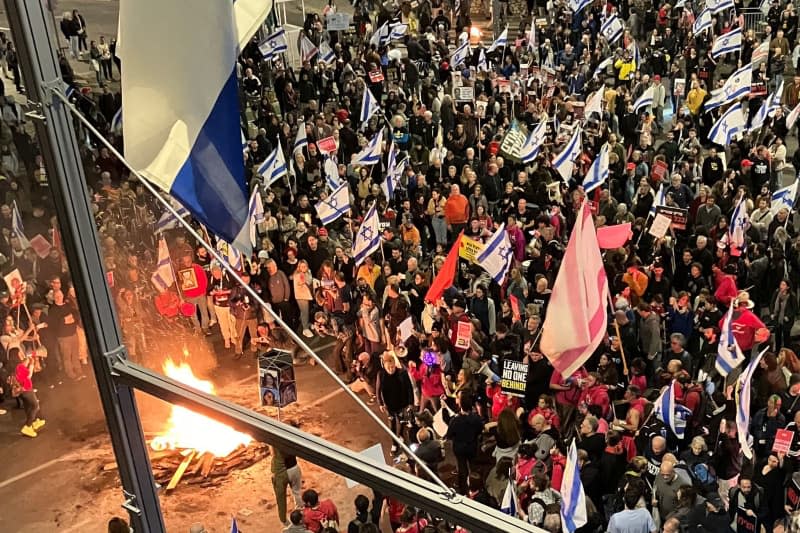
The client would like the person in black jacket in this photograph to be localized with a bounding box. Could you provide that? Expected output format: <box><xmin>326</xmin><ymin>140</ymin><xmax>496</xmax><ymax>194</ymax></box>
<box><xmin>727</xmin><ymin>475</ymin><xmax>768</xmax><ymax>531</ymax></box>
<box><xmin>375</xmin><ymin>352</ymin><xmax>414</xmax><ymax>453</ymax></box>
<box><xmin>445</xmin><ymin>391</ymin><xmax>484</xmax><ymax>494</ymax></box>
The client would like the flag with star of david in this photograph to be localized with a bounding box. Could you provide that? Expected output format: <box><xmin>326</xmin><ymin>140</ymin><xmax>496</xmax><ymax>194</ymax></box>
<box><xmin>475</xmin><ymin>223</ymin><xmax>514</xmax><ymax>283</ymax></box>
<box><xmin>708</xmin><ymin>101</ymin><xmax>745</xmax><ymax>146</ymax></box>
<box><xmin>315</xmin><ymin>182</ymin><xmax>351</xmax><ymax>226</ymax></box>
<box><xmin>258</xmin><ymin>27</ymin><xmax>288</xmax><ymax>60</ymax></box>
<box><xmin>705</xmin><ymin>63</ymin><xmax>752</xmax><ymax>111</ymax></box>
<box><xmin>352</xmin><ymin>201</ymin><xmax>381</xmax><ymax>265</ymax></box>
<box><xmin>711</xmin><ymin>26</ymin><xmax>742</xmax><ymax>59</ymax></box>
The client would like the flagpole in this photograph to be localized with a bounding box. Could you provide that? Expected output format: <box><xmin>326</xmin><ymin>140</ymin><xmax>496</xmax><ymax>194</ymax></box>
<box><xmin>607</xmin><ymin>294</ymin><xmax>629</xmax><ymax>376</ymax></box>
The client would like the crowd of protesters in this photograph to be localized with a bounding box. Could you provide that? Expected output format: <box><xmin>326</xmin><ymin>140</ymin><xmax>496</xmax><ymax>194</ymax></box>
<box><xmin>4</xmin><ymin>0</ymin><xmax>800</xmax><ymax>531</ymax></box>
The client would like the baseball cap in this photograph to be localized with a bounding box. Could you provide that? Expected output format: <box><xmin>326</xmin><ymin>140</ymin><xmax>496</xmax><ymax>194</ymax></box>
<box><xmin>318</xmin><ymin>228</ymin><xmax>329</xmax><ymax>237</ymax></box>
<box><xmin>741</xmin><ymin>159</ymin><xmax>753</xmax><ymax>167</ymax></box>
<box><xmin>626</xmin><ymin>162</ymin><xmax>635</xmax><ymax>170</ymax></box>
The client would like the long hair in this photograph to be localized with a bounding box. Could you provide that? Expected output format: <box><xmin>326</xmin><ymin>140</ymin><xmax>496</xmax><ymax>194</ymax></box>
<box><xmin>497</xmin><ymin>408</ymin><xmax>521</xmax><ymax>446</ymax></box>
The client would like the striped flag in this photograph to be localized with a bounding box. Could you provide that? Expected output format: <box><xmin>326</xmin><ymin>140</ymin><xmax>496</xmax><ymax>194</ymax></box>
<box><xmin>324</xmin><ymin>157</ymin><xmax>342</xmax><ymax>192</ymax></box>
<box><xmin>601</xmin><ymin>14</ymin><xmax>624</xmax><ymax>44</ymax></box>
<box><xmin>500</xmin><ymin>478</ymin><xmax>518</xmax><ymax>516</ymax></box>
<box><xmin>300</xmin><ymin>35</ymin><xmax>318</xmax><ymax>62</ymax></box>
<box><xmin>725</xmin><ymin>198</ymin><xmax>750</xmax><ymax>256</ymax></box>
<box><xmin>649</xmin><ymin>183</ymin><xmax>666</xmax><ymax>217</ymax></box>
<box><xmin>381</xmin><ymin>142</ymin><xmax>402</xmax><ymax>199</ymax></box>
<box><xmin>258</xmin><ymin>143</ymin><xmax>289</xmax><ymax>187</ymax></box>
<box><xmin>787</xmin><ymin>100</ymin><xmax>800</xmax><ymax>129</ymax></box>
<box><xmin>707</xmin><ymin>0</ymin><xmax>734</xmax><ymax>14</ymax></box>
<box><xmin>560</xmin><ymin>440</ymin><xmax>588</xmax><ymax>533</ymax></box>
<box><xmin>360</xmin><ymin>87</ymin><xmax>380</xmax><ymax>125</ymax></box>
<box><xmin>751</xmin><ymin>40</ymin><xmax>769</xmax><ymax>66</ymax></box>
<box><xmin>369</xmin><ymin>21</ymin><xmax>389</xmax><ymax>48</ymax></box>
<box><xmin>693</xmin><ymin>8</ymin><xmax>713</xmax><ymax>35</ymax></box>
<box><xmin>475</xmin><ymin>224</ymin><xmax>513</xmax><ymax>283</ymax></box>
<box><xmin>527</xmin><ymin>18</ymin><xmax>536</xmax><ymax>51</ymax></box>
<box><xmin>705</xmin><ymin>63</ymin><xmax>752</xmax><ymax>111</ymax></box>
<box><xmin>569</xmin><ymin>0</ymin><xmax>593</xmax><ymax>14</ymax></box>
<box><xmin>716</xmin><ymin>303</ymin><xmax>744</xmax><ymax>376</ymax></box>
<box><xmin>388</xmin><ymin>23</ymin><xmax>408</xmax><ymax>41</ymax></box>
<box><xmin>519</xmin><ymin>120</ymin><xmax>548</xmax><ymax>163</ymax></box>
<box><xmin>352</xmin><ymin>128</ymin><xmax>384</xmax><ymax>166</ymax></box>
<box><xmin>11</xmin><ymin>200</ymin><xmax>30</xmax><ymax>250</ymax></box>
<box><xmin>258</xmin><ymin>27</ymin><xmax>288</xmax><ymax>60</ymax></box>
<box><xmin>737</xmin><ymin>348</ymin><xmax>769</xmax><ymax>460</ymax></box>
<box><xmin>293</xmin><ymin>120</ymin><xmax>308</xmax><ymax>155</ymax></box>
<box><xmin>633</xmin><ymin>86</ymin><xmax>654</xmax><ymax>114</ymax></box>
<box><xmin>552</xmin><ymin>126</ymin><xmax>582</xmax><ymax>183</ymax></box>
<box><xmin>352</xmin><ymin>201</ymin><xmax>381</xmax><ymax>265</ymax></box>
<box><xmin>111</xmin><ymin>106</ymin><xmax>123</xmax><ymax>134</ymax></box>
<box><xmin>540</xmin><ymin>201</ymin><xmax>609</xmax><ymax>377</ymax></box>
<box><xmin>156</xmin><ymin>203</ymin><xmax>191</xmax><ymax>233</ymax></box>
<box><xmin>488</xmin><ymin>26</ymin><xmax>508</xmax><ymax>53</ymax></box>
<box><xmin>231</xmin><ymin>517</ymin><xmax>239</xmax><ymax>533</ymax></box>
<box><xmin>319</xmin><ymin>40</ymin><xmax>336</xmax><ymax>64</ymax></box>
<box><xmin>592</xmin><ymin>57</ymin><xmax>613</xmax><ymax>79</ymax></box>
<box><xmin>750</xmin><ymin>81</ymin><xmax>783</xmax><ymax>132</ymax></box>
<box><xmin>315</xmin><ymin>182</ymin><xmax>350</xmax><ymax>225</ymax></box>
<box><xmin>708</xmin><ymin>101</ymin><xmax>746</xmax><ymax>146</ymax></box>
<box><xmin>582</xmin><ymin>143</ymin><xmax>609</xmax><ymax>193</ymax></box>
<box><xmin>711</xmin><ymin>27</ymin><xmax>742</xmax><ymax>58</ymax></box>
<box><xmin>477</xmin><ymin>48</ymin><xmax>489</xmax><ymax>72</ymax></box>
<box><xmin>770</xmin><ymin>179</ymin><xmax>798</xmax><ymax>215</ymax></box>
<box><xmin>451</xmin><ymin>40</ymin><xmax>470</xmax><ymax>67</ymax></box>
<box><xmin>150</xmin><ymin>236</ymin><xmax>175</xmax><ymax>291</ymax></box>
<box><xmin>216</xmin><ymin>238</ymin><xmax>243</xmax><ymax>271</ymax></box>
<box><xmin>654</xmin><ymin>380</ymin><xmax>692</xmax><ymax>439</ymax></box>
<box><xmin>248</xmin><ymin>188</ymin><xmax>264</xmax><ymax>248</ymax></box>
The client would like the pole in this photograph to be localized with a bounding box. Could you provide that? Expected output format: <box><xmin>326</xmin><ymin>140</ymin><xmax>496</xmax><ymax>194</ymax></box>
<box><xmin>3</xmin><ymin>0</ymin><xmax>166</xmax><ymax>531</ymax></box>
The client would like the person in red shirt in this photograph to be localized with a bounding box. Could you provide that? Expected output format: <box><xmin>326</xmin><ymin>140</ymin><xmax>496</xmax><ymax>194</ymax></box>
<box><xmin>485</xmin><ymin>382</ymin><xmax>520</xmax><ymax>420</ymax></box>
<box><xmin>444</xmin><ymin>184</ymin><xmax>470</xmax><ymax>236</ymax></box>
<box><xmin>722</xmin><ymin>291</ymin><xmax>769</xmax><ymax>353</ymax></box>
<box><xmin>176</xmin><ymin>253</ymin><xmax>211</xmax><ymax>334</ymax></box>
<box><xmin>301</xmin><ymin>489</ymin><xmax>339</xmax><ymax>533</ymax></box>
<box><xmin>712</xmin><ymin>263</ymin><xmax>738</xmax><ymax>308</ymax></box>
<box><xmin>578</xmin><ymin>372</ymin><xmax>611</xmax><ymax>419</ymax></box>
<box><xmin>12</xmin><ymin>347</ymin><xmax>45</xmax><ymax>437</ymax></box>
<box><xmin>549</xmin><ymin>367</ymin><xmax>587</xmax><ymax>427</ymax></box>
<box><xmin>613</xmin><ymin>385</ymin><xmax>647</xmax><ymax>433</ymax></box>
<box><xmin>527</xmin><ymin>394</ymin><xmax>561</xmax><ymax>430</ymax></box>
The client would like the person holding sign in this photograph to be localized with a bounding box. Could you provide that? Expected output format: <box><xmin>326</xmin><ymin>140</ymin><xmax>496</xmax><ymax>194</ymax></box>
<box><xmin>728</xmin><ymin>475</ymin><xmax>767</xmax><ymax>532</ymax></box>
<box><xmin>753</xmin><ymin>452</ymin><xmax>789</xmax><ymax>530</ymax></box>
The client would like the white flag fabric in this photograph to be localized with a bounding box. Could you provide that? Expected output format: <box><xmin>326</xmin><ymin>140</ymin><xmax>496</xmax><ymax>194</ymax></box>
<box><xmin>787</xmin><ymin>100</ymin><xmax>800</xmax><ymax>129</ymax></box>
<box><xmin>649</xmin><ymin>183</ymin><xmax>666</xmax><ymax>217</ymax></box>
<box><xmin>750</xmin><ymin>81</ymin><xmax>783</xmax><ymax>132</ymax></box>
<box><xmin>353</xmin><ymin>128</ymin><xmax>385</xmax><ymax>166</ymax></box>
<box><xmin>300</xmin><ymin>35</ymin><xmax>319</xmax><ymax>62</ymax></box>
<box><xmin>601</xmin><ymin>14</ymin><xmax>624</xmax><ymax>43</ymax></box>
<box><xmin>724</xmin><ymin>198</ymin><xmax>750</xmax><ymax>255</ymax></box>
<box><xmin>293</xmin><ymin>120</ymin><xmax>308</xmax><ymax>155</ymax></box>
<box><xmin>569</xmin><ymin>0</ymin><xmax>593</xmax><ymax>14</ymax></box>
<box><xmin>451</xmin><ymin>40</ymin><xmax>470</xmax><ymax>67</ymax></box>
<box><xmin>560</xmin><ymin>440</ymin><xmax>588</xmax><ymax>533</ymax></box>
<box><xmin>519</xmin><ymin>120</ymin><xmax>548</xmax><ymax>163</ymax></box>
<box><xmin>707</xmin><ymin>0</ymin><xmax>735</xmax><ymax>14</ymax></box>
<box><xmin>475</xmin><ymin>224</ymin><xmax>513</xmax><ymax>283</ymax></box>
<box><xmin>150</xmin><ymin>236</ymin><xmax>175</xmax><ymax>291</ymax></box>
<box><xmin>693</xmin><ymin>8</ymin><xmax>713</xmax><ymax>34</ymax></box>
<box><xmin>582</xmin><ymin>143</ymin><xmax>609</xmax><ymax>193</ymax></box>
<box><xmin>705</xmin><ymin>63</ymin><xmax>752</xmax><ymax>111</ymax></box>
<box><xmin>632</xmin><ymin>86</ymin><xmax>654</xmax><ymax>114</ymax></box>
<box><xmin>711</xmin><ymin>27</ymin><xmax>742</xmax><ymax>59</ymax></box>
<box><xmin>352</xmin><ymin>202</ymin><xmax>382</xmax><ymax>265</ymax></box>
<box><xmin>771</xmin><ymin>179</ymin><xmax>798</xmax><ymax>215</ymax></box>
<box><xmin>737</xmin><ymin>348</ymin><xmax>769</xmax><ymax>460</ymax></box>
<box><xmin>315</xmin><ymin>183</ymin><xmax>351</xmax><ymax>225</ymax></box>
<box><xmin>258</xmin><ymin>143</ymin><xmax>289</xmax><ymax>187</ymax></box>
<box><xmin>585</xmin><ymin>88</ymin><xmax>604</xmax><ymax>118</ymax></box>
<box><xmin>708</xmin><ymin>102</ymin><xmax>746</xmax><ymax>146</ymax></box>
<box><xmin>319</xmin><ymin>40</ymin><xmax>336</xmax><ymax>64</ymax></box>
<box><xmin>259</xmin><ymin>27</ymin><xmax>288</xmax><ymax>60</ymax></box>
<box><xmin>489</xmin><ymin>27</ymin><xmax>508</xmax><ymax>52</ymax></box>
<box><xmin>11</xmin><ymin>200</ymin><xmax>30</xmax><ymax>250</ymax></box>
<box><xmin>360</xmin><ymin>87</ymin><xmax>381</xmax><ymax>125</ymax></box>
<box><xmin>500</xmin><ymin>478</ymin><xmax>518</xmax><ymax>516</ymax></box>
<box><xmin>552</xmin><ymin>126</ymin><xmax>582</xmax><ymax>183</ymax></box>
<box><xmin>248</xmin><ymin>189</ymin><xmax>264</xmax><ymax>248</ymax></box>
<box><xmin>716</xmin><ymin>303</ymin><xmax>744</xmax><ymax>376</ymax></box>
<box><xmin>654</xmin><ymin>380</ymin><xmax>692</xmax><ymax>439</ymax></box>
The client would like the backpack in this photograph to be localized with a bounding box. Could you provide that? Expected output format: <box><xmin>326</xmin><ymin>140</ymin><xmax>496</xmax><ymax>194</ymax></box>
<box><xmin>690</xmin><ymin>462</ymin><xmax>718</xmax><ymax>489</ymax></box>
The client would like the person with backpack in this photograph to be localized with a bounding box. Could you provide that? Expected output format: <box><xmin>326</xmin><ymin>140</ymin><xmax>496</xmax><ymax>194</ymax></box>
<box><xmin>680</xmin><ymin>436</ymin><xmax>717</xmax><ymax>494</ymax></box>
<box><xmin>346</xmin><ymin>494</ymin><xmax>373</xmax><ymax>533</ymax></box>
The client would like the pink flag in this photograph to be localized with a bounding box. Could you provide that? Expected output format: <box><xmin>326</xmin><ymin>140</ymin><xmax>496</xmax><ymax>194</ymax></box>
<box><xmin>596</xmin><ymin>223</ymin><xmax>632</xmax><ymax>249</ymax></box>
<box><xmin>540</xmin><ymin>201</ymin><xmax>609</xmax><ymax>378</ymax></box>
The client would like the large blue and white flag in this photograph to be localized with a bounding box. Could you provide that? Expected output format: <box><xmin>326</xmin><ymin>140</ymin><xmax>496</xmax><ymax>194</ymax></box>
<box><xmin>476</xmin><ymin>224</ymin><xmax>513</xmax><ymax>283</ymax></box>
<box><xmin>569</xmin><ymin>0</ymin><xmax>593</xmax><ymax>14</ymax></box>
<box><xmin>381</xmin><ymin>142</ymin><xmax>403</xmax><ymax>199</ymax></box>
<box><xmin>601</xmin><ymin>14</ymin><xmax>624</xmax><ymax>44</ymax></box>
<box><xmin>293</xmin><ymin>120</ymin><xmax>308</xmax><ymax>156</ymax></box>
<box><xmin>258</xmin><ymin>143</ymin><xmax>289</xmax><ymax>187</ymax></box>
<box><xmin>360</xmin><ymin>87</ymin><xmax>381</xmax><ymax>125</ymax></box>
<box><xmin>315</xmin><ymin>182</ymin><xmax>350</xmax><ymax>225</ymax></box>
<box><xmin>353</xmin><ymin>128</ymin><xmax>385</xmax><ymax>166</ymax></box>
<box><xmin>388</xmin><ymin>23</ymin><xmax>408</xmax><ymax>41</ymax></box>
<box><xmin>649</xmin><ymin>183</ymin><xmax>666</xmax><ymax>217</ymax></box>
<box><xmin>111</xmin><ymin>106</ymin><xmax>123</xmax><ymax>135</ymax></box>
<box><xmin>319</xmin><ymin>40</ymin><xmax>336</xmax><ymax>64</ymax></box>
<box><xmin>248</xmin><ymin>188</ymin><xmax>264</xmax><ymax>248</ymax></box>
<box><xmin>726</xmin><ymin>197</ymin><xmax>750</xmax><ymax>254</ymax></box>
<box><xmin>324</xmin><ymin>158</ymin><xmax>342</xmax><ymax>192</ymax></box>
<box><xmin>519</xmin><ymin>120</ymin><xmax>548</xmax><ymax>163</ymax></box>
<box><xmin>750</xmin><ymin>80</ymin><xmax>783</xmax><ymax>132</ymax></box>
<box><xmin>118</xmin><ymin>0</ymin><xmax>270</xmax><ymax>254</ymax></box>
<box><xmin>156</xmin><ymin>203</ymin><xmax>191</xmax><ymax>233</ymax></box>
<box><xmin>500</xmin><ymin>478</ymin><xmax>517</xmax><ymax>516</ymax></box>
<box><xmin>560</xmin><ymin>439</ymin><xmax>588</xmax><ymax>533</ymax></box>
<box><xmin>737</xmin><ymin>347</ymin><xmax>769</xmax><ymax>459</ymax></box>
<box><xmin>592</xmin><ymin>57</ymin><xmax>613</xmax><ymax>79</ymax></box>
<box><xmin>150</xmin><ymin>236</ymin><xmax>175</xmax><ymax>291</ymax></box>
<box><xmin>451</xmin><ymin>40</ymin><xmax>471</xmax><ymax>67</ymax></box>
<box><xmin>370</xmin><ymin>21</ymin><xmax>389</xmax><ymax>47</ymax></box>
<box><xmin>705</xmin><ymin>63</ymin><xmax>752</xmax><ymax>111</ymax></box>
<box><xmin>552</xmin><ymin>126</ymin><xmax>582</xmax><ymax>183</ymax></box>
<box><xmin>259</xmin><ymin>27</ymin><xmax>288</xmax><ymax>60</ymax></box>
<box><xmin>583</xmin><ymin>143</ymin><xmax>609</xmax><ymax>193</ymax></box>
<box><xmin>708</xmin><ymin>102</ymin><xmax>746</xmax><ymax>146</ymax></box>
<box><xmin>633</xmin><ymin>86</ymin><xmax>654</xmax><ymax>114</ymax></box>
<box><xmin>771</xmin><ymin>179</ymin><xmax>798</xmax><ymax>216</ymax></box>
<box><xmin>711</xmin><ymin>27</ymin><xmax>742</xmax><ymax>58</ymax></box>
<box><xmin>716</xmin><ymin>303</ymin><xmax>744</xmax><ymax>376</ymax></box>
<box><xmin>488</xmin><ymin>26</ymin><xmax>509</xmax><ymax>53</ymax></box>
<box><xmin>693</xmin><ymin>8</ymin><xmax>713</xmax><ymax>34</ymax></box>
<box><xmin>352</xmin><ymin>202</ymin><xmax>382</xmax><ymax>265</ymax></box>
<box><xmin>707</xmin><ymin>0</ymin><xmax>735</xmax><ymax>14</ymax></box>
<box><xmin>654</xmin><ymin>380</ymin><xmax>692</xmax><ymax>439</ymax></box>
<box><xmin>11</xmin><ymin>200</ymin><xmax>30</xmax><ymax>250</ymax></box>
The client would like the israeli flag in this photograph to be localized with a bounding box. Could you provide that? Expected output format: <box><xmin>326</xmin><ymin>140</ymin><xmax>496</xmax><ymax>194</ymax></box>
<box><xmin>319</xmin><ymin>40</ymin><xmax>336</xmax><ymax>64</ymax></box>
<box><xmin>716</xmin><ymin>303</ymin><xmax>744</xmax><ymax>377</ymax></box>
<box><xmin>11</xmin><ymin>200</ymin><xmax>30</xmax><ymax>250</ymax></box>
<box><xmin>353</xmin><ymin>128</ymin><xmax>385</xmax><ymax>166</ymax></box>
<box><xmin>705</xmin><ymin>63</ymin><xmax>752</xmax><ymax>111</ymax></box>
<box><xmin>560</xmin><ymin>440</ymin><xmax>588</xmax><ymax>533</ymax></box>
<box><xmin>519</xmin><ymin>120</ymin><xmax>548</xmax><ymax>163</ymax></box>
<box><xmin>632</xmin><ymin>86</ymin><xmax>654</xmax><ymax>114</ymax></box>
<box><xmin>451</xmin><ymin>40</ymin><xmax>471</xmax><ymax>67</ymax></box>
<box><xmin>601</xmin><ymin>14</ymin><xmax>624</xmax><ymax>44</ymax></box>
<box><xmin>258</xmin><ymin>143</ymin><xmax>289</xmax><ymax>187</ymax></box>
<box><xmin>300</xmin><ymin>35</ymin><xmax>318</xmax><ymax>62</ymax></box>
<box><xmin>118</xmin><ymin>0</ymin><xmax>271</xmax><ymax>254</ymax></box>
<box><xmin>216</xmin><ymin>238</ymin><xmax>243</xmax><ymax>271</ymax></box>
<box><xmin>649</xmin><ymin>183</ymin><xmax>666</xmax><ymax>217</ymax></box>
<box><xmin>241</xmin><ymin>129</ymin><xmax>249</xmax><ymax>154</ymax></box>
<box><xmin>737</xmin><ymin>348</ymin><xmax>769</xmax><ymax>459</ymax></box>
<box><xmin>707</xmin><ymin>0</ymin><xmax>735</xmax><ymax>14</ymax></box>
<box><xmin>788</xmin><ymin>101</ymin><xmax>800</xmax><ymax>129</ymax></box>
<box><xmin>632</xmin><ymin>40</ymin><xmax>640</xmax><ymax>70</ymax></box>
<box><xmin>231</xmin><ymin>517</ymin><xmax>239</xmax><ymax>533</ymax></box>
<box><xmin>389</xmin><ymin>23</ymin><xmax>408</xmax><ymax>41</ymax></box>
<box><xmin>750</xmin><ymin>81</ymin><xmax>783</xmax><ymax>132</ymax></box>
<box><xmin>111</xmin><ymin>106</ymin><xmax>123</xmax><ymax>134</ymax></box>
<box><xmin>476</xmin><ymin>224</ymin><xmax>514</xmax><ymax>283</ymax></box>
<box><xmin>500</xmin><ymin>478</ymin><xmax>517</xmax><ymax>516</ymax></box>
<box><xmin>552</xmin><ymin>126</ymin><xmax>582</xmax><ymax>183</ymax></box>
<box><xmin>592</xmin><ymin>57</ymin><xmax>613</xmax><ymax>79</ymax></box>
<box><xmin>293</xmin><ymin>120</ymin><xmax>308</xmax><ymax>156</ymax></box>
<box><xmin>156</xmin><ymin>203</ymin><xmax>191</xmax><ymax>233</ymax></box>
<box><xmin>248</xmin><ymin>188</ymin><xmax>264</xmax><ymax>248</ymax></box>
<box><xmin>527</xmin><ymin>18</ymin><xmax>536</xmax><ymax>51</ymax></box>
<box><xmin>360</xmin><ymin>87</ymin><xmax>381</xmax><ymax>125</ymax></box>
<box><xmin>477</xmin><ymin>48</ymin><xmax>489</xmax><ymax>72</ymax></box>
<box><xmin>352</xmin><ymin>202</ymin><xmax>382</xmax><ymax>265</ymax></box>
<box><xmin>708</xmin><ymin>102</ymin><xmax>746</xmax><ymax>146</ymax></box>
<box><xmin>771</xmin><ymin>179</ymin><xmax>798</xmax><ymax>215</ymax></box>
<box><xmin>569</xmin><ymin>0</ymin><xmax>593</xmax><ymax>14</ymax></box>
<box><xmin>370</xmin><ymin>21</ymin><xmax>389</xmax><ymax>48</ymax></box>
<box><xmin>582</xmin><ymin>143</ymin><xmax>609</xmax><ymax>194</ymax></box>
<box><xmin>150</xmin><ymin>236</ymin><xmax>174</xmax><ymax>291</ymax></box>
<box><xmin>488</xmin><ymin>26</ymin><xmax>508</xmax><ymax>53</ymax></box>
<box><xmin>693</xmin><ymin>8</ymin><xmax>713</xmax><ymax>35</ymax></box>
<box><xmin>654</xmin><ymin>380</ymin><xmax>692</xmax><ymax>439</ymax></box>
<box><xmin>382</xmin><ymin>142</ymin><xmax>400</xmax><ymax>199</ymax></box>
<box><xmin>324</xmin><ymin>157</ymin><xmax>342</xmax><ymax>191</ymax></box>
<box><xmin>727</xmin><ymin>197</ymin><xmax>750</xmax><ymax>254</ymax></box>
<box><xmin>259</xmin><ymin>27</ymin><xmax>288</xmax><ymax>60</ymax></box>
<box><xmin>711</xmin><ymin>27</ymin><xmax>742</xmax><ymax>59</ymax></box>
<box><xmin>315</xmin><ymin>182</ymin><xmax>350</xmax><ymax>226</ymax></box>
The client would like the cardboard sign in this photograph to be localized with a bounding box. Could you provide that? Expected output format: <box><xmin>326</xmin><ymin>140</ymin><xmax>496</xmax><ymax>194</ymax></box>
<box><xmin>29</xmin><ymin>234</ymin><xmax>52</xmax><ymax>259</ymax></box>
<box><xmin>368</xmin><ymin>70</ymin><xmax>384</xmax><ymax>83</ymax></box>
<box><xmin>501</xmin><ymin>359</ymin><xmax>528</xmax><ymax>397</ymax></box>
<box><xmin>655</xmin><ymin>205</ymin><xmax>689</xmax><ymax>230</ymax></box>
<box><xmin>648</xmin><ymin>213</ymin><xmax>673</xmax><ymax>238</ymax></box>
<box><xmin>458</xmin><ymin>236</ymin><xmax>485</xmax><ymax>262</ymax></box>
<box><xmin>455</xmin><ymin>321</ymin><xmax>472</xmax><ymax>349</ymax></box>
<box><xmin>673</xmin><ymin>78</ymin><xmax>686</xmax><ymax>97</ymax></box>
<box><xmin>325</xmin><ymin>12</ymin><xmax>352</xmax><ymax>31</ymax></box>
<box><xmin>475</xmin><ymin>100</ymin><xmax>487</xmax><ymax>119</ymax></box>
<box><xmin>773</xmin><ymin>428</ymin><xmax>794</xmax><ymax>454</ymax></box>
<box><xmin>3</xmin><ymin>269</ymin><xmax>25</xmax><ymax>306</ymax></box>
<box><xmin>317</xmin><ymin>135</ymin><xmax>337</xmax><ymax>154</ymax></box>
<box><xmin>454</xmin><ymin>86</ymin><xmax>474</xmax><ymax>102</ymax></box>
<box><xmin>651</xmin><ymin>159</ymin><xmax>669</xmax><ymax>183</ymax></box>
<box><xmin>736</xmin><ymin>506</ymin><xmax>757</xmax><ymax>533</ymax></box>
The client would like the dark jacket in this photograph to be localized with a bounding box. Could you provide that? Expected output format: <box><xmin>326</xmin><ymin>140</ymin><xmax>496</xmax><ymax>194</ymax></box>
<box><xmin>445</xmin><ymin>410</ymin><xmax>484</xmax><ymax>458</ymax></box>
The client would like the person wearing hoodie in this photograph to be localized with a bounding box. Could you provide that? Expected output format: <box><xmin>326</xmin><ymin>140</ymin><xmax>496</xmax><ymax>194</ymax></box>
<box><xmin>578</xmin><ymin>373</ymin><xmax>610</xmax><ymax>419</ymax></box>
<box><xmin>687</xmin><ymin>491</ymin><xmax>729</xmax><ymax>531</ymax></box>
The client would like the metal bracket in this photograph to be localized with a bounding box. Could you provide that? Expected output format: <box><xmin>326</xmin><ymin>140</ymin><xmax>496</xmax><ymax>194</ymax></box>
<box><xmin>103</xmin><ymin>345</ymin><xmax>129</xmax><ymax>377</ymax></box>
<box><xmin>121</xmin><ymin>489</ymin><xmax>142</xmax><ymax>516</ymax></box>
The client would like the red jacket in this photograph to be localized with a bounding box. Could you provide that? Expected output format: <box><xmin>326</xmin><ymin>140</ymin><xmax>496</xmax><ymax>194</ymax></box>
<box><xmin>410</xmin><ymin>363</ymin><xmax>445</xmax><ymax>397</ymax></box>
<box><xmin>579</xmin><ymin>384</ymin><xmax>610</xmax><ymax>418</ymax></box>
<box><xmin>177</xmin><ymin>263</ymin><xmax>208</xmax><ymax>299</ymax></box>
<box><xmin>486</xmin><ymin>383</ymin><xmax>520</xmax><ymax>420</ymax></box>
<box><xmin>713</xmin><ymin>273</ymin><xmax>738</xmax><ymax>308</ymax></box>
<box><xmin>302</xmin><ymin>499</ymin><xmax>339</xmax><ymax>533</ymax></box>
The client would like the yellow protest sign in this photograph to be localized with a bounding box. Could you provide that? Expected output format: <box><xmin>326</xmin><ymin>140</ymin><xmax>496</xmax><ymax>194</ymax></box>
<box><xmin>459</xmin><ymin>237</ymin><xmax>485</xmax><ymax>263</ymax></box>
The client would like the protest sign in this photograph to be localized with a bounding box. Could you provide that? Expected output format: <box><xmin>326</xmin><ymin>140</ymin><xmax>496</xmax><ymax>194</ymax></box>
<box><xmin>655</xmin><ymin>205</ymin><xmax>689</xmax><ymax>230</ymax></box>
<box><xmin>459</xmin><ymin>236</ymin><xmax>485</xmax><ymax>262</ymax></box>
<box><xmin>455</xmin><ymin>321</ymin><xmax>471</xmax><ymax>350</ymax></box>
<box><xmin>649</xmin><ymin>213</ymin><xmax>673</xmax><ymax>238</ymax></box>
<box><xmin>773</xmin><ymin>429</ymin><xmax>794</xmax><ymax>454</ymax></box>
<box><xmin>501</xmin><ymin>359</ymin><xmax>528</xmax><ymax>397</ymax></box>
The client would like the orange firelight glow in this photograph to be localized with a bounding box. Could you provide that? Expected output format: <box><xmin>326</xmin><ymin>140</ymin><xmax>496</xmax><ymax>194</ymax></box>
<box><xmin>150</xmin><ymin>359</ymin><xmax>252</xmax><ymax>457</ymax></box>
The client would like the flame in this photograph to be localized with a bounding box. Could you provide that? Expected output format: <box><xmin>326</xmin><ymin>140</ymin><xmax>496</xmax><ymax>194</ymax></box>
<box><xmin>150</xmin><ymin>359</ymin><xmax>252</xmax><ymax>457</ymax></box>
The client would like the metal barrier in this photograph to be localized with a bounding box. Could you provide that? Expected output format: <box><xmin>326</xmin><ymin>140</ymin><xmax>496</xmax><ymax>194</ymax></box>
<box><xmin>741</xmin><ymin>7</ymin><xmax>767</xmax><ymax>37</ymax></box>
